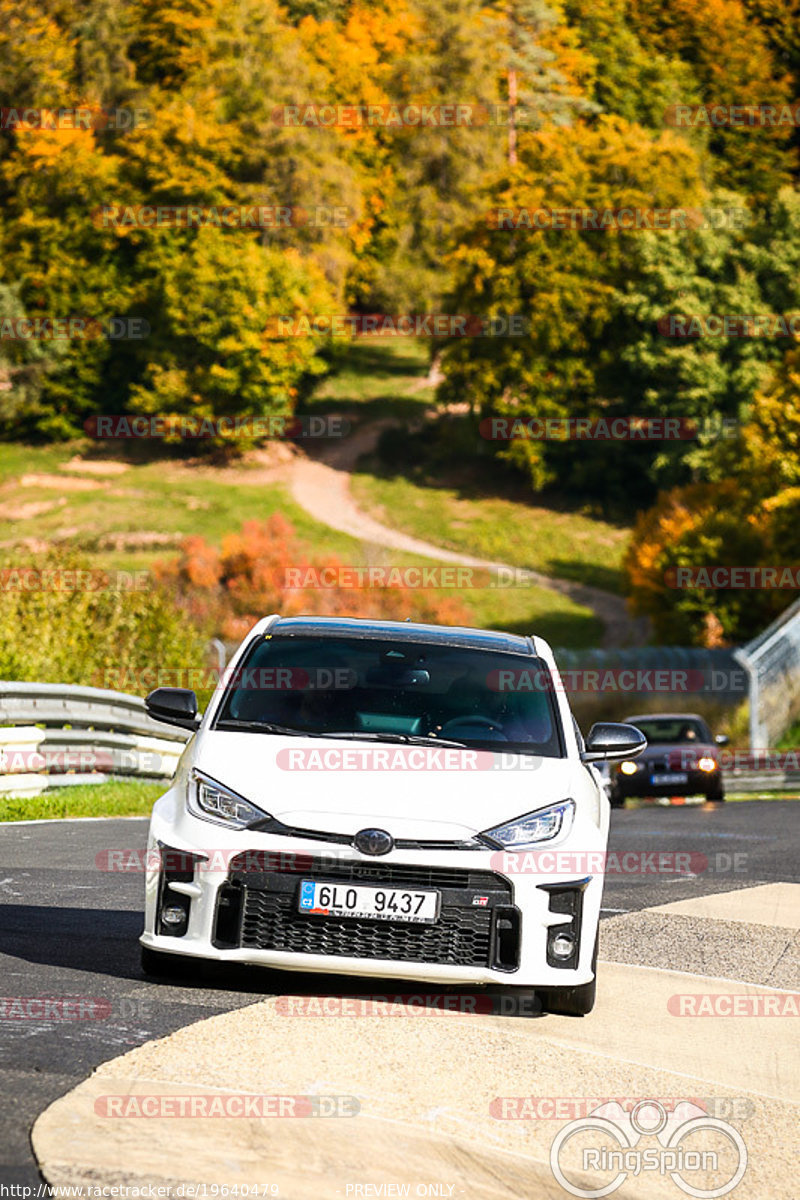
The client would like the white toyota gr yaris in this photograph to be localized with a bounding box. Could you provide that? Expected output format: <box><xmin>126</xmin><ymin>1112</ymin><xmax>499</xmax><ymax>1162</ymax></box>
<box><xmin>140</xmin><ymin>615</ymin><xmax>645</xmax><ymax>1015</ymax></box>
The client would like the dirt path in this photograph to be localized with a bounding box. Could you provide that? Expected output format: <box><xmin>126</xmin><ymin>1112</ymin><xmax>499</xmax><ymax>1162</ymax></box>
<box><xmin>289</xmin><ymin>420</ymin><xmax>647</xmax><ymax>648</ymax></box>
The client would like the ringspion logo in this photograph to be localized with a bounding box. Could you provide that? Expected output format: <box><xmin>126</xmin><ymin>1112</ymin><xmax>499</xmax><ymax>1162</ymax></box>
<box><xmin>549</xmin><ymin>1100</ymin><xmax>747</xmax><ymax>1198</ymax></box>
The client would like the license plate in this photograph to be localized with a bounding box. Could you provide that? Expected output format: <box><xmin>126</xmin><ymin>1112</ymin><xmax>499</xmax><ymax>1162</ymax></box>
<box><xmin>651</xmin><ymin>772</ymin><xmax>689</xmax><ymax>785</ymax></box>
<box><xmin>298</xmin><ymin>880</ymin><xmax>439</xmax><ymax>924</ymax></box>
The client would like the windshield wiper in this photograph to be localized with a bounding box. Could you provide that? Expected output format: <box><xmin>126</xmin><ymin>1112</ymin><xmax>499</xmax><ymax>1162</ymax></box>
<box><xmin>320</xmin><ymin>731</ymin><xmax>468</xmax><ymax>749</ymax></box>
<box><xmin>216</xmin><ymin>721</ymin><xmax>470</xmax><ymax>748</ymax></box>
<box><xmin>215</xmin><ymin>719</ymin><xmax>315</xmax><ymax>736</ymax></box>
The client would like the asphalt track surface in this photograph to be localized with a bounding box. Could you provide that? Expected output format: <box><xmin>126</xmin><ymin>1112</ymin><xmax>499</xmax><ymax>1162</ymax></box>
<box><xmin>0</xmin><ymin>801</ymin><xmax>797</xmax><ymax>1186</ymax></box>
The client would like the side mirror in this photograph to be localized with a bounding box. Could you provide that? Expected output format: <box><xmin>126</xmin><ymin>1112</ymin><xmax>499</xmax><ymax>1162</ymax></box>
<box><xmin>145</xmin><ymin>687</ymin><xmax>200</xmax><ymax>731</ymax></box>
<box><xmin>581</xmin><ymin>722</ymin><xmax>647</xmax><ymax>763</ymax></box>
<box><xmin>714</xmin><ymin>733</ymin><xmax>730</xmax><ymax>746</ymax></box>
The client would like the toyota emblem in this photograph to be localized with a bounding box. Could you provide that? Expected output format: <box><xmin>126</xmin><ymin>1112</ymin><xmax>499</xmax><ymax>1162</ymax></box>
<box><xmin>354</xmin><ymin>828</ymin><xmax>394</xmax><ymax>856</ymax></box>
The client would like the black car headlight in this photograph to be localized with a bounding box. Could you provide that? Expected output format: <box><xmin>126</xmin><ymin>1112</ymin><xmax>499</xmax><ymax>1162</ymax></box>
<box><xmin>187</xmin><ymin>770</ymin><xmax>271</xmax><ymax>828</ymax></box>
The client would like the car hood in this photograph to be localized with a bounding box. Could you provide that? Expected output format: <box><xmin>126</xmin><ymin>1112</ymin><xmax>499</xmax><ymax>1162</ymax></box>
<box><xmin>635</xmin><ymin>742</ymin><xmax>718</xmax><ymax>767</ymax></box>
<box><xmin>193</xmin><ymin>731</ymin><xmax>580</xmax><ymax>840</ymax></box>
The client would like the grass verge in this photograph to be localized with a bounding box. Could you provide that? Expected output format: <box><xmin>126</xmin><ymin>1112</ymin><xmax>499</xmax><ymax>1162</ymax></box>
<box><xmin>299</xmin><ymin>339</ymin><xmax>437</xmax><ymax>419</ymax></box>
<box><xmin>0</xmin><ymin>779</ymin><xmax>163</xmax><ymax>822</ymax></box>
<box><xmin>351</xmin><ymin>470</ymin><xmax>629</xmax><ymax>595</ymax></box>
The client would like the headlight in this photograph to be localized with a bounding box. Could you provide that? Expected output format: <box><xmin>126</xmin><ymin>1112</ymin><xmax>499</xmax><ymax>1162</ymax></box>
<box><xmin>482</xmin><ymin>800</ymin><xmax>574</xmax><ymax>848</ymax></box>
<box><xmin>697</xmin><ymin>757</ymin><xmax>717</xmax><ymax>773</ymax></box>
<box><xmin>187</xmin><ymin>770</ymin><xmax>271</xmax><ymax>828</ymax></box>
<box><xmin>619</xmin><ymin>761</ymin><xmax>638</xmax><ymax>775</ymax></box>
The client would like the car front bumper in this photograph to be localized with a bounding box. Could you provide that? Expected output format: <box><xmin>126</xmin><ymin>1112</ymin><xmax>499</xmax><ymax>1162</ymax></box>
<box><xmin>141</xmin><ymin>791</ymin><xmax>607</xmax><ymax>989</ymax></box>
<box><xmin>612</xmin><ymin>768</ymin><xmax>722</xmax><ymax>798</ymax></box>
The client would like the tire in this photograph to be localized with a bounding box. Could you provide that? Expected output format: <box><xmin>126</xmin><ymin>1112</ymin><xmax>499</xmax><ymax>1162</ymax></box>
<box><xmin>539</xmin><ymin>933</ymin><xmax>598</xmax><ymax>1017</ymax></box>
<box><xmin>140</xmin><ymin>944</ymin><xmax>195</xmax><ymax>979</ymax></box>
<box><xmin>706</xmin><ymin>786</ymin><xmax>725</xmax><ymax>802</ymax></box>
<box><xmin>609</xmin><ymin>790</ymin><xmax>625</xmax><ymax>809</ymax></box>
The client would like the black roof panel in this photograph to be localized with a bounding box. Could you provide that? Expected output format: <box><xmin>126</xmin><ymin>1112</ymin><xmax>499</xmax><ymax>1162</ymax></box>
<box><xmin>270</xmin><ymin>615</ymin><xmax>535</xmax><ymax>656</ymax></box>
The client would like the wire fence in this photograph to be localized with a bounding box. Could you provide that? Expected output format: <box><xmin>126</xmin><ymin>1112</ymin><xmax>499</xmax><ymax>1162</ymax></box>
<box><xmin>734</xmin><ymin>598</ymin><xmax>800</xmax><ymax>750</ymax></box>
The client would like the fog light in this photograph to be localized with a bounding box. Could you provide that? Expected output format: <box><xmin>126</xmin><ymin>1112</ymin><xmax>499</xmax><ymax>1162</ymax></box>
<box><xmin>161</xmin><ymin>905</ymin><xmax>187</xmax><ymax>929</ymax></box>
<box><xmin>698</xmin><ymin>756</ymin><xmax>717</xmax><ymax>773</ymax></box>
<box><xmin>551</xmin><ymin>933</ymin><xmax>575</xmax><ymax>959</ymax></box>
<box><xmin>620</xmin><ymin>761</ymin><xmax>638</xmax><ymax>775</ymax></box>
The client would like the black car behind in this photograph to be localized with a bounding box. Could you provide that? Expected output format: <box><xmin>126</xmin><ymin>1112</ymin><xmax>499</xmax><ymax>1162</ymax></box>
<box><xmin>610</xmin><ymin>712</ymin><xmax>728</xmax><ymax>806</ymax></box>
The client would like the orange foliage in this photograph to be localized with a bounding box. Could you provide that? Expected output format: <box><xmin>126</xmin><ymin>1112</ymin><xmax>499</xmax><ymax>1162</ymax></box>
<box><xmin>155</xmin><ymin>513</ymin><xmax>470</xmax><ymax>640</ymax></box>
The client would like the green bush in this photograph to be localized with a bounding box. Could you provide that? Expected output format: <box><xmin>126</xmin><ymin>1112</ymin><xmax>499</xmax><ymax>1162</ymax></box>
<box><xmin>0</xmin><ymin>550</ymin><xmax>211</xmax><ymax>701</ymax></box>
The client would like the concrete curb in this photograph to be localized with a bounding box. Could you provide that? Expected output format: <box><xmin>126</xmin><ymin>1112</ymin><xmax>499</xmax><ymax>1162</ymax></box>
<box><xmin>33</xmin><ymin>961</ymin><xmax>798</xmax><ymax>1199</ymax></box>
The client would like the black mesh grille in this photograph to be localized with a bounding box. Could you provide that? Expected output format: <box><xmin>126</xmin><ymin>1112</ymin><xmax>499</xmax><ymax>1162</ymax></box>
<box><xmin>240</xmin><ymin>888</ymin><xmax>493</xmax><ymax>966</ymax></box>
<box><xmin>226</xmin><ymin>855</ymin><xmax>514</xmax><ymax>968</ymax></box>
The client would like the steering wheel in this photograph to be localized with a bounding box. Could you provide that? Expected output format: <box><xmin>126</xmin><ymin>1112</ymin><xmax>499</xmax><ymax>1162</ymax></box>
<box><xmin>441</xmin><ymin>715</ymin><xmax>506</xmax><ymax>737</ymax></box>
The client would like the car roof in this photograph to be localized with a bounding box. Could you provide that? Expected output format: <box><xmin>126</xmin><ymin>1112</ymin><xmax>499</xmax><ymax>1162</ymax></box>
<box><xmin>624</xmin><ymin>712</ymin><xmax>706</xmax><ymax>723</ymax></box>
<box><xmin>270</xmin><ymin>615</ymin><xmax>536</xmax><ymax>656</ymax></box>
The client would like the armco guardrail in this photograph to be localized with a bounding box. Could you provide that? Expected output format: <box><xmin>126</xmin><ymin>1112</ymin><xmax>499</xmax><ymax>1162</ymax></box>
<box><xmin>724</xmin><ymin>768</ymin><xmax>800</xmax><ymax>794</ymax></box>
<box><xmin>0</xmin><ymin>681</ymin><xmax>190</xmax><ymax>797</ymax></box>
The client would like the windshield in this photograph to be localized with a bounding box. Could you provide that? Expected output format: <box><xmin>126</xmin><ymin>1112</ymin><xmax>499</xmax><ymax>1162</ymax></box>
<box><xmin>213</xmin><ymin>634</ymin><xmax>564</xmax><ymax>756</ymax></box>
<box><xmin>630</xmin><ymin>717</ymin><xmax>709</xmax><ymax>744</ymax></box>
